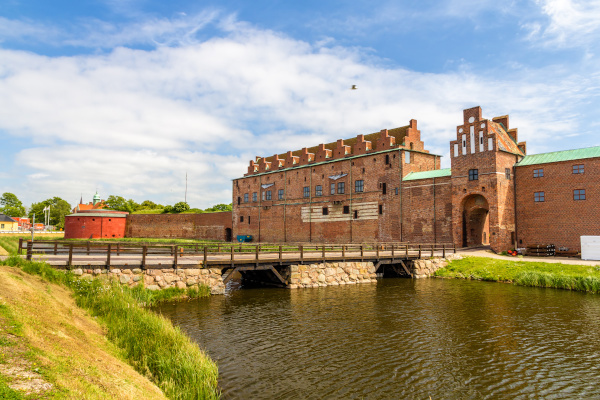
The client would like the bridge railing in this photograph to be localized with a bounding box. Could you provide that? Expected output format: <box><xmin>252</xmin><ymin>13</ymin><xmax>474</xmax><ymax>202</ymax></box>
<box><xmin>19</xmin><ymin>239</ymin><xmax>456</xmax><ymax>268</ymax></box>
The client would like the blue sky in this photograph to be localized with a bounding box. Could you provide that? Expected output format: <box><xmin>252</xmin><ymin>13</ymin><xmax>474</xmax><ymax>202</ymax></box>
<box><xmin>1</xmin><ymin>0</ymin><xmax>599</xmax><ymax>209</ymax></box>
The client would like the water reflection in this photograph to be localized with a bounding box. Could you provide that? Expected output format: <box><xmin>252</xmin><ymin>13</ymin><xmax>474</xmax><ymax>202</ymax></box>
<box><xmin>157</xmin><ymin>279</ymin><xmax>600</xmax><ymax>399</ymax></box>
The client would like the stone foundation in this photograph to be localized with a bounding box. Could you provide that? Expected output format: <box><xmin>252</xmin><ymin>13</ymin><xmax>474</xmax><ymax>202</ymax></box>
<box><xmin>288</xmin><ymin>262</ymin><xmax>377</xmax><ymax>289</ymax></box>
<box><xmin>71</xmin><ymin>267</ymin><xmax>226</xmax><ymax>295</ymax></box>
<box><xmin>411</xmin><ymin>254</ymin><xmax>462</xmax><ymax>278</ymax></box>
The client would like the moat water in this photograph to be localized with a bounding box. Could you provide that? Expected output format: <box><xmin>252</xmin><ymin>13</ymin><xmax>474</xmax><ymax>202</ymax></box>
<box><xmin>156</xmin><ymin>279</ymin><xmax>600</xmax><ymax>399</ymax></box>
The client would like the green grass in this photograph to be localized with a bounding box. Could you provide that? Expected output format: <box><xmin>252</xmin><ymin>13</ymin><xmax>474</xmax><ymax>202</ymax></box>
<box><xmin>0</xmin><ymin>256</ymin><xmax>220</xmax><ymax>400</ymax></box>
<box><xmin>435</xmin><ymin>256</ymin><xmax>600</xmax><ymax>294</ymax></box>
<box><xmin>0</xmin><ymin>234</ymin><xmax>64</xmax><ymax>256</ymax></box>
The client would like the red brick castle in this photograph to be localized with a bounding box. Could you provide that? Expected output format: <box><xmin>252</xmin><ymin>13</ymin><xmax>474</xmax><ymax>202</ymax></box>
<box><xmin>233</xmin><ymin>106</ymin><xmax>600</xmax><ymax>252</ymax></box>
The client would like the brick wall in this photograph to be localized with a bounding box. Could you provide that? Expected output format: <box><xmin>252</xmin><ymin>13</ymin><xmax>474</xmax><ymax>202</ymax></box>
<box><xmin>515</xmin><ymin>158</ymin><xmax>600</xmax><ymax>251</ymax></box>
<box><xmin>126</xmin><ymin>212</ymin><xmax>232</xmax><ymax>241</ymax></box>
<box><xmin>65</xmin><ymin>214</ymin><xmax>127</xmax><ymax>239</ymax></box>
<box><xmin>233</xmin><ymin>146</ymin><xmax>441</xmax><ymax>243</ymax></box>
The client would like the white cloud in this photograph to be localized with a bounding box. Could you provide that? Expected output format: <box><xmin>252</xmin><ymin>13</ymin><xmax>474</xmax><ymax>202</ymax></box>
<box><xmin>0</xmin><ymin>13</ymin><xmax>598</xmax><ymax>207</ymax></box>
<box><xmin>526</xmin><ymin>0</ymin><xmax>600</xmax><ymax>47</ymax></box>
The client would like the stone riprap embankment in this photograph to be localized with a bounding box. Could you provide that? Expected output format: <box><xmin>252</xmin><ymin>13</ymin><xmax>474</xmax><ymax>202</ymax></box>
<box><xmin>288</xmin><ymin>262</ymin><xmax>377</xmax><ymax>289</ymax></box>
<box><xmin>412</xmin><ymin>254</ymin><xmax>463</xmax><ymax>278</ymax></box>
<box><xmin>71</xmin><ymin>267</ymin><xmax>226</xmax><ymax>295</ymax></box>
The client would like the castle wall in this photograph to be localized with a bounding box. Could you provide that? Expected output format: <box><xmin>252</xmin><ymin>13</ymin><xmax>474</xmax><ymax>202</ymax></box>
<box><xmin>515</xmin><ymin>157</ymin><xmax>600</xmax><ymax>252</ymax></box>
<box><xmin>126</xmin><ymin>212</ymin><xmax>232</xmax><ymax>241</ymax></box>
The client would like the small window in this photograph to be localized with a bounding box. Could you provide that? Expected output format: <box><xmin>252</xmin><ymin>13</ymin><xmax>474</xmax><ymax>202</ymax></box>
<box><xmin>337</xmin><ymin>182</ymin><xmax>345</xmax><ymax>194</ymax></box>
<box><xmin>574</xmin><ymin>189</ymin><xmax>586</xmax><ymax>200</ymax></box>
<box><xmin>0</xmin><ymin>224</ymin><xmax>3</xmax><ymax>229</ymax></box>
<box><xmin>355</xmin><ymin>180</ymin><xmax>364</xmax><ymax>193</ymax></box>
<box><xmin>534</xmin><ymin>192</ymin><xmax>545</xmax><ymax>202</ymax></box>
<box><xmin>252</xmin><ymin>192</ymin><xmax>257</xmax><ymax>202</ymax></box>
<box><xmin>505</xmin><ymin>168</ymin><xmax>511</xmax><ymax>180</ymax></box>
<box><xmin>405</xmin><ymin>152</ymin><xmax>410</xmax><ymax>164</ymax></box>
<box><xmin>237</xmin><ymin>197</ymin><xmax>241</xmax><ymax>205</ymax></box>
<box><xmin>330</xmin><ymin>183</ymin><xmax>336</xmax><ymax>195</ymax></box>
<box><xmin>315</xmin><ymin>185</ymin><xmax>323</xmax><ymax>197</ymax></box>
<box><xmin>322</xmin><ymin>207</ymin><xmax>329</xmax><ymax>215</ymax></box>
<box><xmin>343</xmin><ymin>205</ymin><xmax>350</xmax><ymax>214</ymax></box>
<box><xmin>248</xmin><ymin>216</ymin><xmax>251</xmax><ymax>224</ymax></box>
<box><xmin>92</xmin><ymin>218</ymin><xmax>95</xmax><ymax>221</ymax></box>
<box><xmin>278</xmin><ymin>189</ymin><xmax>284</xmax><ymax>200</ymax></box>
<box><xmin>382</xmin><ymin>182</ymin><xmax>387</xmax><ymax>195</ymax></box>
<box><xmin>385</xmin><ymin>154</ymin><xmax>390</xmax><ymax>164</ymax></box>
<box><xmin>353</xmin><ymin>210</ymin><xmax>358</xmax><ymax>219</ymax></box>
<box><xmin>240</xmin><ymin>216</ymin><xmax>244</xmax><ymax>222</ymax></box>
<box><xmin>303</xmin><ymin>186</ymin><xmax>310</xmax><ymax>198</ymax></box>
<box><xmin>468</xmin><ymin>169</ymin><xmax>479</xmax><ymax>181</ymax></box>
<box><xmin>266</xmin><ymin>190</ymin><xmax>272</xmax><ymax>200</ymax></box>
<box><xmin>244</xmin><ymin>193</ymin><xmax>249</xmax><ymax>202</ymax></box>
<box><xmin>573</xmin><ymin>164</ymin><xmax>584</xmax><ymax>174</ymax></box>
<box><xmin>108</xmin><ymin>219</ymin><xmax>111</xmax><ymax>222</ymax></box>
<box><xmin>378</xmin><ymin>205</ymin><xmax>383</xmax><ymax>215</ymax></box>
<box><xmin>262</xmin><ymin>192</ymin><xmax>266</xmax><ymax>201</ymax></box>
<box><xmin>533</xmin><ymin>169</ymin><xmax>543</xmax><ymax>178</ymax></box>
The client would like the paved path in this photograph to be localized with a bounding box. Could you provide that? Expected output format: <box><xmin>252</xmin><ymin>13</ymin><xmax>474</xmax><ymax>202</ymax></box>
<box><xmin>456</xmin><ymin>247</ymin><xmax>600</xmax><ymax>267</ymax></box>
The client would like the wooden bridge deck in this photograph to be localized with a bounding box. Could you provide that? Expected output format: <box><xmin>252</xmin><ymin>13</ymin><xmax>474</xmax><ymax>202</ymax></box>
<box><xmin>19</xmin><ymin>240</ymin><xmax>456</xmax><ymax>270</ymax></box>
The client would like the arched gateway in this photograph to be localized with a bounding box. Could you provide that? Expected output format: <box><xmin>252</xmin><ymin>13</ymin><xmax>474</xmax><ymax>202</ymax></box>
<box><xmin>461</xmin><ymin>194</ymin><xmax>489</xmax><ymax>247</ymax></box>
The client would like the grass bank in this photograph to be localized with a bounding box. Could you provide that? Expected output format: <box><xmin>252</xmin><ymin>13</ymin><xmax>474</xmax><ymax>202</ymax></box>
<box><xmin>435</xmin><ymin>256</ymin><xmax>600</xmax><ymax>294</ymax></box>
<box><xmin>0</xmin><ymin>256</ymin><xmax>219</xmax><ymax>399</ymax></box>
<box><xmin>0</xmin><ymin>233</ymin><xmax>64</xmax><ymax>256</ymax></box>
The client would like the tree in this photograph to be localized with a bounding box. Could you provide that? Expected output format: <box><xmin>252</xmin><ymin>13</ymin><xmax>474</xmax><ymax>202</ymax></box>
<box><xmin>0</xmin><ymin>192</ymin><xmax>26</xmax><ymax>217</ymax></box>
<box><xmin>173</xmin><ymin>202</ymin><xmax>190</xmax><ymax>213</ymax></box>
<box><xmin>140</xmin><ymin>200</ymin><xmax>161</xmax><ymax>210</ymax></box>
<box><xmin>162</xmin><ymin>205</ymin><xmax>174</xmax><ymax>213</ymax></box>
<box><xmin>28</xmin><ymin>197</ymin><xmax>72</xmax><ymax>229</ymax></box>
<box><xmin>205</xmin><ymin>203</ymin><xmax>232</xmax><ymax>212</ymax></box>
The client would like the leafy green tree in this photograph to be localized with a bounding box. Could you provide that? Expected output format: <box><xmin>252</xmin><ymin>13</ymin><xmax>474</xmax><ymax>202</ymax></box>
<box><xmin>173</xmin><ymin>202</ymin><xmax>190</xmax><ymax>213</ymax></box>
<box><xmin>162</xmin><ymin>205</ymin><xmax>174</xmax><ymax>213</ymax></box>
<box><xmin>28</xmin><ymin>197</ymin><xmax>72</xmax><ymax>229</ymax></box>
<box><xmin>0</xmin><ymin>192</ymin><xmax>26</xmax><ymax>217</ymax></box>
<box><xmin>205</xmin><ymin>203</ymin><xmax>232</xmax><ymax>212</ymax></box>
<box><xmin>105</xmin><ymin>195</ymin><xmax>128</xmax><ymax>211</ymax></box>
<box><xmin>126</xmin><ymin>199</ymin><xmax>140</xmax><ymax>212</ymax></box>
<box><xmin>140</xmin><ymin>200</ymin><xmax>162</xmax><ymax>210</ymax></box>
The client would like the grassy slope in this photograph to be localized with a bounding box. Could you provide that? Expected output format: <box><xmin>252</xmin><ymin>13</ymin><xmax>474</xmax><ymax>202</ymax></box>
<box><xmin>0</xmin><ymin>264</ymin><xmax>167</xmax><ymax>399</ymax></box>
<box><xmin>436</xmin><ymin>256</ymin><xmax>600</xmax><ymax>293</ymax></box>
<box><xmin>0</xmin><ymin>234</ymin><xmax>64</xmax><ymax>256</ymax></box>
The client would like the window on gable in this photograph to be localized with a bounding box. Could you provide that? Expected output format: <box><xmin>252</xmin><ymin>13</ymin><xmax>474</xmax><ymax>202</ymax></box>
<box><xmin>355</xmin><ymin>180</ymin><xmax>364</xmax><ymax>193</ymax></box>
<box><xmin>330</xmin><ymin>183</ymin><xmax>336</xmax><ymax>195</ymax></box>
<box><xmin>266</xmin><ymin>190</ymin><xmax>272</xmax><ymax>200</ymax></box>
<box><xmin>574</xmin><ymin>189</ymin><xmax>586</xmax><ymax>200</ymax></box>
<box><xmin>573</xmin><ymin>164</ymin><xmax>584</xmax><ymax>174</ymax></box>
<box><xmin>468</xmin><ymin>169</ymin><xmax>479</xmax><ymax>181</ymax></box>
<box><xmin>505</xmin><ymin>168</ymin><xmax>511</xmax><ymax>180</ymax></box>
<box><xmin>533</xmin><ymin>169</ymin><xmax>544</xmax><ymax>178</ymax></box>
<box><xmin>337</xmin><ymin>182</ymin><xmax>345</xmax><ymax>194</ymax></box>
<box><xmin>534</xmin><ymin>192</ymin><xmax>545</xmax><ymax>202</ymax></box>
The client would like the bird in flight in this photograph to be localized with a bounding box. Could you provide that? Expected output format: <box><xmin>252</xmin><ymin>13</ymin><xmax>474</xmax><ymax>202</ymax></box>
<box><xmin>351</xmin><ymin>85</ymin><xmax>357</xmax><ymax>90</ymax></box>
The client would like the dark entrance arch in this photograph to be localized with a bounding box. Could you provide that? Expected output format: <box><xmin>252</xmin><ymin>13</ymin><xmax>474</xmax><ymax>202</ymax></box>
<box><xmin>225</xmin><ymin>228</ymin><xmax>232</xmax><ymax>242</ymax></box>
<box><xmin>461</xmin><ymin>194</ymin><xmax>489</xmax><ymax>247</ymax></box>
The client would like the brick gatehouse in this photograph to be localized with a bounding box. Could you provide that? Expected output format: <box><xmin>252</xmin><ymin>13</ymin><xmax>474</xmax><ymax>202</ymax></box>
<box><xmin>233</xmin><ymin>106</ymin><xmax>600</xmax><ymax>253</ymax></box>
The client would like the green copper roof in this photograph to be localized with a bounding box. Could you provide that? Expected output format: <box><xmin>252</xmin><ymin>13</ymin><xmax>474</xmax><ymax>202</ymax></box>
<box><xmin>516</xmin><ymin>146</ymin><xmax>600</xmax><ymax>167</ymax></box>
<box><xmin>403</xmin><ymin>168</ymin><xmax>452</xmax><ymax>181</ymax></box>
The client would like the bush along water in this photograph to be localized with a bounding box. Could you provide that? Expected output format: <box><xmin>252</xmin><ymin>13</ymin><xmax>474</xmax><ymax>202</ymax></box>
<box><xmin>0</xmin><ymin>256</ymin><xmax>220</xmax><ymax>400</ymax></box>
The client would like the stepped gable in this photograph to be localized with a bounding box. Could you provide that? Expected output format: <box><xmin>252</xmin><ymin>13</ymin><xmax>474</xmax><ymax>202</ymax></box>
<box><xmin>248</xmin><ymin>124</ymin><xmax>412</xmax><ymax>175</ymax></box>
<box><xmin>488</xmin><ymin>118</ymin><xmax>524</xmax><ymax>156</ymax></box>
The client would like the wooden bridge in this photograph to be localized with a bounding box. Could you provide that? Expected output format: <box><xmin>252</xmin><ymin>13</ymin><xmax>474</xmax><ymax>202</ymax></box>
<box><xmin>19</xmin><ymin>239</ymin><xmax>455</xmax><ymax>284</ymax></box>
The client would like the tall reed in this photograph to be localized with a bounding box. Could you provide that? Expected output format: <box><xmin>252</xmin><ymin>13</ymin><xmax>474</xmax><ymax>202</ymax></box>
<box><xmin>1</xmin><ymin>256</ymin><xmax>220</xmax><ymax>400</ymax></box>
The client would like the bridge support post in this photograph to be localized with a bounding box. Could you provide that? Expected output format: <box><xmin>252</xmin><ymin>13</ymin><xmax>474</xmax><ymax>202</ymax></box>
<box><xmin>107</xmin><ymin>244</ymin><xmax>111</xmax><ymax>267</ymax></box>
